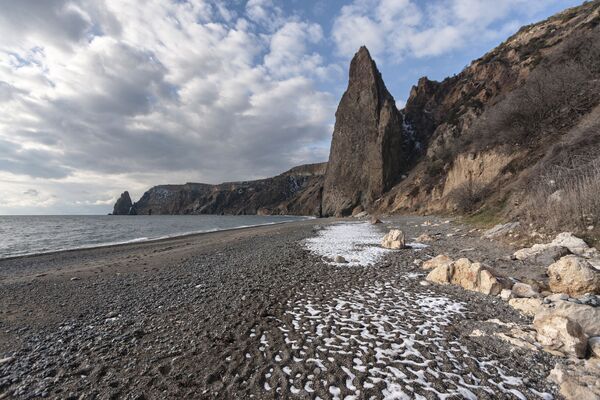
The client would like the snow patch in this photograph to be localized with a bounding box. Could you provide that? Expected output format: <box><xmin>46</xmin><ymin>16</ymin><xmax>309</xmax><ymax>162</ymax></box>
<box><xmin>305</xmin><ymin>222</ymin><xmax>389</xmax><ymax>266</ymax></box>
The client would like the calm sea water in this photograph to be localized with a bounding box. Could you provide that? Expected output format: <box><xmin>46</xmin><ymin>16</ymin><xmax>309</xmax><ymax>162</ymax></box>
<box><xmin>0</xmin><ymin>215</ymin><xmax>310</xmax><ymax>259</ymax></box>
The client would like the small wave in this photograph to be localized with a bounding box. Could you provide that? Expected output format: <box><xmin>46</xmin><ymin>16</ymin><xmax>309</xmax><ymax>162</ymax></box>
<box><xmin>0</xmin><ymin>217</ymin><xmax>310</xmax><ymax>260</ymax></box>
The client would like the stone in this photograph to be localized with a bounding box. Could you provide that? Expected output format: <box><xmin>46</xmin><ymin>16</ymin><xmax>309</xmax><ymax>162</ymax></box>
<box><xmin>590</xmin><ymin>336</ymin><xmax>600</xmax><ymax>358</ymax></box>
<box><xmin>511</xmin><ymin>282</ymin><xmax>540</xmax><ymax>298</ymax></box>
<box><xmin>533</xmin><ymin>314</ymin><xmax>587</xmax><ymax>358</ymax></box>
<box><xmin>425</xmin><ymin>263</ymin><xmax>454</xmax><ymax>285</ymax></box>
<box><xmin>548</xmin><ymin>255</ymin><xmax>600</xmax><ymax>296</ymax></box>
<box><xmin>500</xmin><ymin>289</ymin><xmax>513</xmax><ymax>301</ymax></box>
<box><xmin>112</xmin><ymin>191</ymin><xmax>133</xmax><ymax>215</ymax></box>
<box><xmin>536</xmin><ymin>300</ymin><xmax>600</xmax><ymax>337</ymax></box>
<box><xmin>483</xmin><ymin>222</ymin><xmax>520</xmax><ymax>239</ymax></box>
<box><xmin>334</xmin><ymin>255</ymin><xmax>348</xmax><ymax>264</ymax></box>
<box><xmin>513</xmin><ymin>245</ymin><xmax>570</xmax><ymax>265</ymax></box>
<box><xmin>422</xmin><ymin>255</ymin><xmax>453</xmax><ymax>270</ymax></box>
<box><xmin>321</xmin><ymin>47</ymin><xmax>407</xmax><ymax>216</ymax></box>
<box><xmin>381</xmin><ymin>229</ymin><xmax>406</xmax><ymax>250</ymax></box>
<box><xmin>549</xmin><ymin>359</ymin><xmax>600</xmax><ymax>399</ymax></box>
<box><xmin>353</xmin><ymin>211</ymin><xmax>368</xmax><ymax>218</ymax></box>
<box><xmin>450</xmin><ymin>258</ymin><xmax>483</xmax><ymax>292</ymax></box>
<box><xmin>70</xmin><ymin>277</ymin><xmax>80</xmax><ymax>281</ymax></box>
<box><xmin>546</xmin><ymin>293</ymin><xmax>569</xmax><ymax>302</ymax></box>
<box><xmin>426</xmin><ymin>257</ymin><xmax>502</xmax><ymax>295</ymax></box>
<box><xmin>370</xmin><ymin>216</ymin><xmax>382</xmax><ymax>224</ymax></box>
<box><xmin>552</xmin><ymin>232</ymin><xmax>592</xmax><ymax>256</ymax></box>
<box><xmin>509</xmin><ymin>298</ymin><xmax>543</xmax><ymax>317</ymax></box>
<box><xmin>0</xmin><ymin>357</ymin><xmax>14</xmax><ymax>366</ymax></box>
<box><xmin>478</xmin><ymin>269</ymin><xmax>504</xmax><ymax>296</ymax></box>
<box><xmin>416</xmin><ymin>234</ymin><xmax>434</xmax><ymax>242</ymax></box>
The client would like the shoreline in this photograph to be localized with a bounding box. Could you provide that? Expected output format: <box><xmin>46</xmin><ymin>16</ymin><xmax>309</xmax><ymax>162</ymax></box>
<box><xmin>0</xmin><ymin>215</ymin><xmax>316</xmax><ymax>267</ymax></box>
<box><xmin>0</xmin><ymin>216</ymin><xmax>315</xmax><ymax>262</ymax></box>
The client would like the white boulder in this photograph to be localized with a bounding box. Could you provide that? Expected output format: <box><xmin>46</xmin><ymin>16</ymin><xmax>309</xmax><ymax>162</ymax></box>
<box><xmin>548</xmin><ymin>255</ymin><xmax>600</xmax><ymax>296</ymax></box>
<box><xmin>381</xmin><ymin>229</ymin><xmax>406</xmax><ymax>250</ymax></box>
<box><xmin>533</xmin><ymin>314</ymin><xmax>588</xmax><ymax>358</ymax></box>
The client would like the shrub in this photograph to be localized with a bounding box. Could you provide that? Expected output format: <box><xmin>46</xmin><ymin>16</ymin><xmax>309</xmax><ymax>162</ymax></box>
<box><xmin>449</xmin><ymin>177</ymin><xmax>489</xmax><ymax>213</ymax></box>
<box><xmin>525</xmin><ymin>154</ymin><xmax>600</xmax><ymax>232</ymax></box>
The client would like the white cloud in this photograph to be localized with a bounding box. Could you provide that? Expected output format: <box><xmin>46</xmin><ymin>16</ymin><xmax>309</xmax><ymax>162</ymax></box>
<box><xmin>332</xmin><ymin>0</ymin><xmax>568</xmax><ymax>61</ymax></box>
<box><xmin>0</xmin><ymin>0</ymin><xmax>337</xmax><ymax>214</ymax></box>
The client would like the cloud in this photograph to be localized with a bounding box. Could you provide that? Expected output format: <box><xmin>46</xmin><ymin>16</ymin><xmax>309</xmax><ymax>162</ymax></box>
<box><xmin>0</xmin><ymin>0</ymin><xmax>337</xmax><ymax>213</ymax></box>
<box><xmin>332</xmin><ymin>0</ymin><xmax>567</xmax><ymax>61</ymax></box>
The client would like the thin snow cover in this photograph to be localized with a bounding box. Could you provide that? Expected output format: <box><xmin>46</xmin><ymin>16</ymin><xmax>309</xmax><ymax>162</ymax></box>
<box><xmin>305</xmin><ymin>222</ymin><xmax>389</xmax><ymax>265</ymax></box>
<box><xmin>253</xmin><ymin>277</ymin><xmax>552</xmax><ymax>399</ymax></box>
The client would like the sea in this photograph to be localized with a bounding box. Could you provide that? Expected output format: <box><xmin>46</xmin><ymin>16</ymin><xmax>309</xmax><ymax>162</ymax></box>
<box><xmin>0</xmin><ymin>215</ymin><xmax>310</xmax><ymax>259</ymax></box>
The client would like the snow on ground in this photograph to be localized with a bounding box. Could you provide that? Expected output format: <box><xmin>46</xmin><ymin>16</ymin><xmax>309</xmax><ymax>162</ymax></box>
<box><xmin>255</xmin><ymin>278</ymin><xmax>552</xmax><ymax>399</ymax></box>
<box><xmin>304</xmin><ymin>222</ymin><xmax>390</xmax><ymax>266</ymax></box>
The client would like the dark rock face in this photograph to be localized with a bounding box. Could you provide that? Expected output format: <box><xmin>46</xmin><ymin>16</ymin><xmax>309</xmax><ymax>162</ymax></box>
<box><xmin>129</xmin><ymin>163</ymin><xmax>326</xmax><ymax>217</ymax></box>
<box><xmin>112</xmin><ymin>191</ymin><xmax>133</xmax><ymax>215</ymax></box>
<box><xmin>322</xmin><ymin>47</ymin><xmax>406</xmax><ymax>217</ymax></box>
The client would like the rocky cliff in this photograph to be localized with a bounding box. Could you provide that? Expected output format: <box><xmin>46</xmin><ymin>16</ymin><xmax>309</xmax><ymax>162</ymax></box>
<box><xmin>115</xmin><ymin>1</ymin><xmax>600</xmax><ymax>231</ymax></box>
<box><xmin>321</xmin><ymin>47</ymin><xmax>409</xmax><ymax>217</ymax></box>
<box><xmin>129</xmin><ymin>163</ymin><xmax>326</xmax><ymax>216</ymax></box>
<box><xmin>112</xmin><ymin>191</ymin><xmax>133</xmax><ymax>215</ymax></box>
<box><xmin>378</xmin><ymin>1</ymin><xmax>600</xmax><ymax>232</ymax></box>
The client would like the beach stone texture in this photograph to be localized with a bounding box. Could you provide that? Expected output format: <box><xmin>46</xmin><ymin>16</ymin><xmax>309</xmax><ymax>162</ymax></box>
<box><xmin>0</xmin><ymin>216</ymin><xmax>560</xmax><ymax>399</ymax></box>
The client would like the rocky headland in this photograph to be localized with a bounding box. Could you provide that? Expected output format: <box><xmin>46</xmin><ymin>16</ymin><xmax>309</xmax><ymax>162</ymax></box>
<box><xmin>115</xmin><ymin>2</ymin><xmax>600</xmax><ymax>244</ymax></box>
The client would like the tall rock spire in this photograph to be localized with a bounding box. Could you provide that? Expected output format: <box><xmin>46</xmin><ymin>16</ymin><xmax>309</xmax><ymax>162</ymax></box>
<box><xmin>322</xmin><ymin>46</ymin><xmax>406</xmax><ymax>216</ymax></box>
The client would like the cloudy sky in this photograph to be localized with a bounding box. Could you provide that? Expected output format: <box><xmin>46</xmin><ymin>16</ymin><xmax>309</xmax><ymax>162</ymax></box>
<box><xmin>0</xmin><ymin>0</ymin><xmax>582</xmax><ymax>214</ymax></box>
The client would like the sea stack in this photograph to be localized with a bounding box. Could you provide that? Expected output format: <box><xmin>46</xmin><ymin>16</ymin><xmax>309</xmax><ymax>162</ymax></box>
<box><xmin>112</xmin><ymin>191</ymin><xmax>133</xmax><ymax>215</ymax></box>
<box><xmin>322</xmin><ymin>46</ymin><xmax>406</xmax><ymax>217</ymax></box>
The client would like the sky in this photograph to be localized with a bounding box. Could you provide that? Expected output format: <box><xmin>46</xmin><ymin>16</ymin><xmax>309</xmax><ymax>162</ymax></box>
<box><xmin>0</xmin><ymin>0</ymin><xmax>584</xmax><ymax>214</ymax></box>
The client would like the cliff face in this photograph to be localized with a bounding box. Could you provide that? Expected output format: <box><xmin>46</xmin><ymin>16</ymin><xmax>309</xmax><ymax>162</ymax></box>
<box><xmin>130</xmin><ymin>163</ymin><xmax>326</xmax><ymax>216</ymax></box>
<box><xmin>115</xmin><ymin>2</ymin><xmax>600</xmax><ymax>225</ymax></box>
<box><xmin>321</xmin><ymin>47</ymin><xmax>408</xmax><ymax>217</ymax></box>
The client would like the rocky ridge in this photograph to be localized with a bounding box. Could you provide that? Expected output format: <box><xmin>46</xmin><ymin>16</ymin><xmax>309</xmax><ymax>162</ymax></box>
<box><xmin>129</xmin><ymin>163</ymin><xmax>326</xmax><ymax>216</ymax></box>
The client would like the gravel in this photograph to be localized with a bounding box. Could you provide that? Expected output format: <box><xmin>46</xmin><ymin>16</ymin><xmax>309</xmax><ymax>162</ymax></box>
<box><xmin>0</xmin><ymin>216</ymin><xmax>560</xmax><ymax>399</ymax></box>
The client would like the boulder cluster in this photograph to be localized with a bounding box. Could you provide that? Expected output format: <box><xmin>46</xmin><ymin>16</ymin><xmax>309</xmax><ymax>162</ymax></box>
<box><xmin>418</xmin><ymin>231</ymin><xmax>600</xmax><ymax>399</ymax></box>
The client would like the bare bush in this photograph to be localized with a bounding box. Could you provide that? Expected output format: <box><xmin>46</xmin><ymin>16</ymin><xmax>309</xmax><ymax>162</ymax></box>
<box><xmin>525</xmin><ymin>154</ymin><xmax>600</xmax><ymax>232</ymax></box>
<box><xmin>449</xmin><ymin>177</ymin><xmax>489</xmax><ymax>213</ymax></box>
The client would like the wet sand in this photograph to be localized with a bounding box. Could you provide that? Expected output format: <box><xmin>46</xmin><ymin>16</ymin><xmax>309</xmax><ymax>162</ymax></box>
<box><xmin>0</xmin><ymin>216</ymin><xmax>559</xmax><ymax>399</ymax></box>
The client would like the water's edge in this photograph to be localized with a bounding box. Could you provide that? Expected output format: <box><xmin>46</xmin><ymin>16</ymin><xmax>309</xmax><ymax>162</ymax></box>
<box><xmin>0</xmin><ymin>216</ymin><xmax>314</xmax><ymax>261</ymax></box>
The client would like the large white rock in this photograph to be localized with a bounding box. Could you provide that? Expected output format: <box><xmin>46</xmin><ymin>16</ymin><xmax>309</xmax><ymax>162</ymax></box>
<box><xmin>533</xmin><ymin>314</ymin><xmax>588</xmax><ymax>358</ymax></box>
<box><xmin>513</xmin><ymin>244</ymin><xmax>570</xmax><ymax>265</ymax></box>
<box><xmin>536</xmin><ymin>300</ymin><xmax>600</xmax><ymax>338</ymax></box>
<box><xmin>548</xmin><ymin>255</ymin><xmax>600</xmax><ymax>296</ymax></box>
<box><xmin>381</xmin><ymin>229</ymin><xmax>406</xmax><ymax>250</ymax></box>
<box><xmin>509</xmin><ymin>298</ymin><xmax>543</xmax><ymax>317</ymax></box>
<box><xmin>553</xmin><ymin>232</ymin><xmax>593</xmax><ymax>256</ymax></box>
<box><xmin>422</xmin><ymin>254</ymin><xmax>453</xmax><ymax>270</ymax></box>
<box><xmin>425</xmin><ymin>258</ymin><xmax>503</xmax><ymax>295</ymax></box>
<box><xmin>425</xmin><ymin>263</ymin><xmax>454</xmax><ymax>285</ymax></box>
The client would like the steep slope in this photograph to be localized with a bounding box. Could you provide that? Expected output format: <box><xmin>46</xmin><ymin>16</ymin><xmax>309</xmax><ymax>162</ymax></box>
<box><xmin>130</xmin><ymin>163</ymin><xmax>326</xmax><ymax>216</ymax></box>
<box><xmin>114</xmin><ymin>1</ymin><xmax>600</xmax><ymax>231</ymax></box>
<box><xmin>322</xmin><ymin>47</ymin><xmax>408</xmax><ymax>217</ymax></box>
<box><xmin>377</xmin><ymin>1</ymin><xmax>600</xmax><ymax>234</ymax></box>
